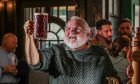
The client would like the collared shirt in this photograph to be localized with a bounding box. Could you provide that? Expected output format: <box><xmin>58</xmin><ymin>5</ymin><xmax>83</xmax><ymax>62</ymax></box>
<box><xmin>0</xmin><ymin>47</ymin><xmax>19</xmax><ymax>83</ymax></box>
<box><xmin>89</xmin><ymin>34</ymin><xmax>111</xmax><ymax>49</ymax></box>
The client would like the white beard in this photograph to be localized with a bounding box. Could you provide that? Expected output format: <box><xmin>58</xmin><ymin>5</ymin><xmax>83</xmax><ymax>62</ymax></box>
<box><xmin>64</xmin><ymin>35</ymin><xmax>88</xmax><ymax>50</ymax></box>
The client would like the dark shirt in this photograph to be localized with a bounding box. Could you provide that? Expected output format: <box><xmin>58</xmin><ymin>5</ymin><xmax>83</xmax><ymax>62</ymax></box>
<box><xmin>30</xmin><ymin>43</ymin><xmax>117</xmax><ymax>84</ymax></box>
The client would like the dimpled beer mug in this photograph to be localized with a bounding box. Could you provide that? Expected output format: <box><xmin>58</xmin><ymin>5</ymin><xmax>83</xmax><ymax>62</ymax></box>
<box><xmin>34</xmin><ymin>13</ymin><xmax>48</xmax><ymax>40</ymax></box>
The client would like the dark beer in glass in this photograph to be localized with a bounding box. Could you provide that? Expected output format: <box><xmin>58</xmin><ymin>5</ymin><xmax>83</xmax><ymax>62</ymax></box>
<box><xmin>34</xmin><ymin>13</ymin><xmax>48</xmax><ymax>40</ymax></box>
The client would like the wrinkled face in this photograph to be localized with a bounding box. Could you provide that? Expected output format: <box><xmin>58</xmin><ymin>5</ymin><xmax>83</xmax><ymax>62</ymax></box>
<box><xmin>98</xmin><ymin>24</ymin><xmax>112</xmax><ymax>41</ymax></box>
<box><xmin>119</xmin><ymin>22</ymin><xmax>131</xmax><ymax>36</ymax></box>
<box><xmin>4</xmin><ymin>36</ymin><xmax>17</xmax><ymax>52</ymax></box>
<box><xmin>64</xmin><ymin>20</ymin><xmax>89</xmax><ymax>50</ymax></box>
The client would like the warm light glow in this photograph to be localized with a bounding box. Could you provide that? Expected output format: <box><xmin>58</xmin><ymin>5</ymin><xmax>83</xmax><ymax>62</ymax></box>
<box><xmin>68</xmin><ymin>6</ymin><xmax>75</xmax><ymax>11</ymax></box>
<box><xmin>2</xmin><ymin>0</ymin><xmax>9</xmax><ymax>2</ymax></box>
<box><xmin>7</xmin><ymin>2</ymin><xmax>13</xmax><ymax>8</ymax></box>
<box><xmin>7</xmin><ymin>2</ymin><xmax>13</xmax><ymax>12</ymax></box>
<box><xmin>0</xmin><ymin>2</ymin><xmax>2</xmax><ymax>7</ymax></box>
<box><xmin>0</xmin><ymin>2</ymin><xmax>2</xmax><ymax>11</ymax></box>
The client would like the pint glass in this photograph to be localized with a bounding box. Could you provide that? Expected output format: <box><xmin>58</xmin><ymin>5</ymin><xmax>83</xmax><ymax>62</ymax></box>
<box><xmin>34</xmin><ymin>13</ymin><xmax>48</xmax><ymax>40</ymax></box>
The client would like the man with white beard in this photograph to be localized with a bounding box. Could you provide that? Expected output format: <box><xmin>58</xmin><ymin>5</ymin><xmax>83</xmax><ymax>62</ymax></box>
<box><xmin>24</xmin><ymin>16</ymin><xmax>120</xmax><ymax>84</ymax></box>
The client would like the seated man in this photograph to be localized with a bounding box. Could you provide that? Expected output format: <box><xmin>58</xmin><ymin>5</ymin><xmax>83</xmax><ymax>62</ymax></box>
<box><xmin>24</xmin><ymin>16</ymin><xmax>120</xmax><ymax>84</ymax></box>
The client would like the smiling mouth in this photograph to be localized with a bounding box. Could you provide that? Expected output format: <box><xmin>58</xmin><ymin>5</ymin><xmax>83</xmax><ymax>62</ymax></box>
<box><xmin>69</xmin><ymin>37</ymin><xmax>77</xmax><ymax>41</ymax></box>
<box><xmin>69</xmin><ymin>36</ymin><xmax>77</xmax><ymax>39</ymax></box>
<box><xmin>70</xmin><ymin>36</ymin><xmax>76</xmax><ymax>38</ymax></box>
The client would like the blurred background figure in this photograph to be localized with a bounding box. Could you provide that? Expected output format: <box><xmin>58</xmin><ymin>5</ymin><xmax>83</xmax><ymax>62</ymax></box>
<box><xmin>89</xmin><ymin>27</ymin><xmax>97</xmax><ymax>40</ymax></box>
<box><xmin>89</xmin><ymin>19</ymin><xmax>112</xmax><ymax>49</ymax></box>
<box><xmin>0</xmin><ymin>33</ymin><xmax>19</xmax><ymax>83</ymax></box>
<box><xmin>0</xmin><ymin>33</ymin><xmax>28</xmax><ymax>84</ymax></box>
<box><xmin>117</xmin><ymin>18</ymin><xmax>132</xmax><ymax>39</ymax></box>
<box><xmin>108</xmin><ymin>36</ymin><xmax>131</xmax><ymax>84</ymax></box>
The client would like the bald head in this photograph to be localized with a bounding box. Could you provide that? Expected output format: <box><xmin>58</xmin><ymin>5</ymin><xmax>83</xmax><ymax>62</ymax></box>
<box><xmin>2</xmin><ymin>33</ymin><xmax>17</xmax><ymax>52</ymax></box>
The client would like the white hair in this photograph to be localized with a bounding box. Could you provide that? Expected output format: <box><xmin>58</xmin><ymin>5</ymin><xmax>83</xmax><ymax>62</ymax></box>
<box><xmin>64</xmin><ymin>16</ymin><xmax>90</xmax><ymax>50</ymax></box>
<box><xmin>69</xmin><ymin>16</ymin><xmax>90</xmax><ymax>33</ymax></box>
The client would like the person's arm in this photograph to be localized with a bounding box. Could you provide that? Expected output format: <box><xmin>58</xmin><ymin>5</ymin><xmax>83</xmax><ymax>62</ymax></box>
<box><xmin>24</xmin><ymin>21</ymin><xmax>39</xmax><ymax>65</ymax></box>
<box><xmin>2</xmin><ymin>64</ymin><xmax>17</xmax><ymax>76</ymax></box>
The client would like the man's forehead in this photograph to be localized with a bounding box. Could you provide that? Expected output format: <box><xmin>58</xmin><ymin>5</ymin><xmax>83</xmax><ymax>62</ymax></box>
<box><xmin>66</xmin><ymin>20</ymin><xmax>86</xmax><ymax>30</ymax></box>
<box><xmin>101</xmin><ymin>25</ymin><xmax>112</xmax><ymax>29</ymax></box>
<box><xmin>120</xmin><ymin>23</ymin><xmax>131</xmax><ymax>28</ymax></box>
<box><xmin>120</xmin><ymin>22</ymin><xmax>131</xmax><ymax>25</ymax></box>
<box><xmin>5</xmin><ymin>36</ymin><xmax>17</xmax><ymax>42</ymax></box>
<box><xmin>67</xmin><ymin>20</ymin><xmax>78</xmax><ymax>25</ymax></box>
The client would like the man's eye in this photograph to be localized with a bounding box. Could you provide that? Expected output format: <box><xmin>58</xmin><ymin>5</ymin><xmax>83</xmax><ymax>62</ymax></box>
<box><xmin>104</xmin><ymin>31</ymin><xmax>108</xmax><ymax>33</ymax></box>
<box><xmin>66</xmin><ymin>27</ymin><xmax>70</xmax><ymax>31</ymax></box>
<box><xmin>76</xmin><ymin>29</ymin><xmax>81</xmax><ymax>32</ymax></box>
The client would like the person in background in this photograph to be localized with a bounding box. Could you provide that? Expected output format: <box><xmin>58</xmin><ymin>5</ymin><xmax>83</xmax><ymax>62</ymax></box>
<box><xmin>0</xmin><ymin>33</ymin><xmax>28</xmax><ymax>84</ymax></box>
<box><xmin>108</xmin><ymin>36</ymin><xmax>131</xmax><ymax>84</ymax></box>
<box><xmin>89</xmin><ymin>19</ymin><xmax>112</xmax><ymax>49</ymax></box>
<box><xmin>89</xmin><ymin>27</ymin><xmax>97</xmax><ymax>40</ymax></box>
<box><xmin>117</xmin><ymin>18</ymin><xmax>132</xmax><ymax>39</ymax></box>
<box><xmin>24</xmin><ymin>16</ymin><xmax>120</xmax><ymax>84</ymax></box>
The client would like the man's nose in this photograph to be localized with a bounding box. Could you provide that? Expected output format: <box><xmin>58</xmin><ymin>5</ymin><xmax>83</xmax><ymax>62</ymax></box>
<box><xmin>108</xmin><ymin>31</ymin><xmax>112</xmax><ymax>36</ymax></box>
<box><xmin>124</xmin><ymin>28</ymin><xmax>128</xmax><ymax>32</ymax></box>
<box><xmin>70</xmin><ymin>28</ymin><xmax>76</xmax><ymax>34</ymax></box>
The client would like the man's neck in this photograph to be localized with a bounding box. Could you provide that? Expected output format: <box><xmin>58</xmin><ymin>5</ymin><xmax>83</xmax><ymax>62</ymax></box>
<box><xmin>96</xmin><ymin>34</ymin><xmax>111</xmax><ymax>47</ymax></box>
<box><xmin>73</xmin><ymin>43</ymin><xmax>89</xmax><ymax>51</ymax></box>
